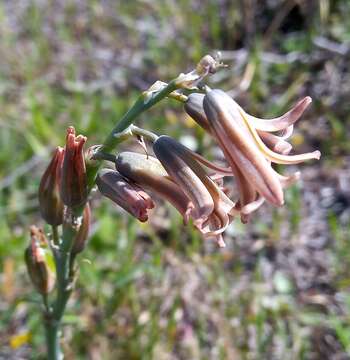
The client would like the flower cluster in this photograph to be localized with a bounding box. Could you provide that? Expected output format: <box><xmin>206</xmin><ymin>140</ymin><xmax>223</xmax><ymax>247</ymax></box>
<box><xmin>27</xmin><ymin>55</ymin><xmax>322</xmax><ymax>359</ymax></box>
<box><xmin>97</xmin><ymin>89</ymin><xmax>320</xmax><ymax>247</ymax></box>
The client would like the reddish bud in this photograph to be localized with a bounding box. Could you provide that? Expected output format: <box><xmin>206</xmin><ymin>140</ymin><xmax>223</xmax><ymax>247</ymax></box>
<box><xmin>38</xmin><ymin>147</ymin><xmax>65</xmax><ymax>225</ymax></box>
<box><xmin>60</xmin><ymin>126</ymin><xmax>88</xmax><ymax>208</ymax></box>
<box><xmin>96</xmin><ymin>169</ymin><xmax>154</xmax><ymax>222</ymax></box>
<box><xmin>71</xmin><ymin>203</ymin><xmax>91</xmax><ymax>256</ymax></box>
<box><xmin>25</xmin><ymin>226</ymin><xmax>56</xmax><ymax>295</ymax></box>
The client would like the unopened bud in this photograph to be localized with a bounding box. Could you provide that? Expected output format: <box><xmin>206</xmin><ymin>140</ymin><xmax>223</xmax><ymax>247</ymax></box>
<box><xmin>25</xmin><ymin>226</ymin><xmax>56</xmax><ymax>295</ymax></box>
<box><xmin>96</xmin><ymin>169</ymin><xmax>154</xmax><ymax>222</ymax></box>
<box><xmin>71</xmin><ymin>203</ymin><xmax>91</xmax><ymax>256</ymax></box>
<box><xmin>38</xmin><ymin>147</ymin><xmax>65</xmax><ymax>225</ymax></box>
<box><xmin>60</xmin><ymin>126</ymin><xmax>88</xmax><ymax>208</ymax></box>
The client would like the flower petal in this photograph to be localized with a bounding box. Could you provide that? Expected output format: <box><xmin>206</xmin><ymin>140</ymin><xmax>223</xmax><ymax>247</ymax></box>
<box><xmin>243</xmin><ymin>97</ymin><xmax>312</xmax><ymax>132</ymax></box>
<box><xmin>239</xmin><ymin>108</ymin><xmax>321</xmax><ymax>164</ymax></box>
<box><xmin>258</xmin><ymin>131</ymin><xmax>293</xmax><ymax>155</ymax></box>
<box><xmin>204</xmin><ymin>90</ymin><xmax>284</xmax><ymax>206</ymax></box>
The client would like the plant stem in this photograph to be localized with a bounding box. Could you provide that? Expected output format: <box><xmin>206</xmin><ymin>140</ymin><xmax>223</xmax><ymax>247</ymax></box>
<box><xmin>102</xmin><ymin>80</ymin><xmax>177</xmax><ymax>153</ymax></box>
<box><xmin>85</xmin><ymin>79</ymin><xmax>178</xmax><ymax>191</ymax></box>
<box><xmin>129</xmin><ymin>125</ymin><xmax>159</xmax><ymax>142</ymax></box>
<box><xmin>45</xmin><ymin>320</ymin><xmax>61</xmax><ymax>360</ymax></box>
<box><xmin>52</xmin><ymin>225</ymin><xmax>59</xmax><ymax>246</ymax></box>
<box><xmin>45</xmin><ymin>218</ymin><xmax>77</xmax><ymax>359</ymax></box>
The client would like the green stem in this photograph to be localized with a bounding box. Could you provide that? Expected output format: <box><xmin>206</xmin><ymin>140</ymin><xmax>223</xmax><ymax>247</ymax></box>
<box><xmin>102</xmin><ymin>80</ymin><xmax>177</xmax><ymax>153</ymax></box>
<box><xmin>85</xmin><ymin>79</ymin><xmax>178</xmax><ymax>191</ymax></box>
<box><xmin>45</xmin><ymin>320</ymin><xmax>61</xmax><ymax>360</ymax></box>
<box><xmin>129</xmin><ymin>125</ymin><xmax>159</xmax><ymax>142</ymax></box>
<box><xmin>45</xmin><ymin>220</ymin><xmax>77</xmax><ymax>359</ymax></box>
<box><xmin>52</xmin><ymin>225</ymin><xmax>59</xmax><ymax>246</ymax></box>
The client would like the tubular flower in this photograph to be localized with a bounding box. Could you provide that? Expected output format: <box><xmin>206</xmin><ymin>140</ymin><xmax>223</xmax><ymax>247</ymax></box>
<box><xmin>116</xmin><ymin>152</ymin><xmax>192</xmax><ymax>220</ymax></box>
<box><xmin>60</xmin><ymin>126</ymin><xmax>88</xmax><ymax>208</ymax></box>
<box><xmin>25</xmin><ymin>226</ymin><xmax>56</xmax><ymax>295</ymax></box>
<box><xmin>96</xmin><ymin>168</ymin><xmax>154</xmax><ymax>222</ymax></box>
<box><xmin>38</xmin><ymin>146</ymin><xmax>65</xmax><ymax>225</ymax></box>
<box><xmin>202</xmin><ymin>89</ymin><xmax>320</xmax><ymax>221</ymax></box>
<box><xmin>185</xmin><ymin>92</ymin><xmax>302</xmax><ymax>155</ymax></box>
<box><xmin>152</xmin><ymin>135</ymin><xmax>237</xmax><ymax>247</ymax></box>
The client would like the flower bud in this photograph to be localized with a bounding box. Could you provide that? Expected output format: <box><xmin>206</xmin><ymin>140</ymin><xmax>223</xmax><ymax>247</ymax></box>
<box><xmin>60</xmin><ymin>126</ymin><xmax>88</xmax><ymax>208</ymax></box>
<box><xmin>25</xmin><ymin>226</ymin><xmax>56</xmax><ymax>295</ymax></box>
<box><xmin>38</xmin><ymin>147</ymin><xmax>65</xmax><ymax>225</ymax></box>
<box><xmin>116</xmin><ymin>152</ymin><xmax>191</xmax><ymax>218</ymax></box>
<box><xmin>71</xmin><ymin>203</ymin><xmax>91</xmax><ymax>256</ymax></box>
<box><xmin>96</xmin><ymin>169</ymin><xmax>154</xmax><ymax>222</ymax></box>
<box><xmin>184</xmin><ymin>93</ymin><xmax>212</xmax><ymax>133</ymax></box>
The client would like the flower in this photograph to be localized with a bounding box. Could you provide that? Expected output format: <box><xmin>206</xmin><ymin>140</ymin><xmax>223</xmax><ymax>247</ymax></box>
<box><xmin>115</xmin><ymin>151</ymin><xmax>191</xmax><ymax>220</ymax></box>
<box><xmin>152</xmin><ymin>135</ymin><xmax>237</xmax><ymax>247</ymax></box>
<box><xmin>116</xmin><ymin>149</ymin><xmax>234</xmax><ymax>247</ymax></box>
<box><xmin>96</xmin><ymin>168</ymin><xmax>154</xmax><ymax>222</ymax></box>
<box><xmin>38</xmin><ymin>146</ymin><xmax>65</xmax><ymax>225</ymax></box>
<box><xmin>60</xmin><ymin>126</ymin><xmax>88</xmax><ymax>208</ymax></box>
<box><xmin>202</xmin><ymin>89</ymin><xmax>321</xmax><ymax>221</ymax></box>
<box><xmin>25</xmin><ymin>226</ymin><xmax>56</xmax><ymax>295</ymax></box>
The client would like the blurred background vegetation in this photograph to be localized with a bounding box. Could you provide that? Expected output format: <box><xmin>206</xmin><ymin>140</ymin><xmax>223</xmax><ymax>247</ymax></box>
<box><xmin>0</xmin><ymin>0</ymin><xmax>350</xmax><ymax>359</ymax></box>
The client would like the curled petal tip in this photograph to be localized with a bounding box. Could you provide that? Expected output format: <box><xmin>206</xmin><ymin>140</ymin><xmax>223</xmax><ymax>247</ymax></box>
<box><xmin>304</xmin><ymin>96</ymin><xmax>312</xmax><ymax>104</ymax></box>
<box><xmin>217</xmin><ymin>237</ymin><xmax>226</xmax><ymax>248</ymax></box>
<box><xmin>313</xmin><ymin>150</ymin><xmax>321</xmax><ymax>160</ymax></box>
<box><xmin>67</xmin><ymin>126</ymin><xmax>75</xmax><ymax>135</ymax></box>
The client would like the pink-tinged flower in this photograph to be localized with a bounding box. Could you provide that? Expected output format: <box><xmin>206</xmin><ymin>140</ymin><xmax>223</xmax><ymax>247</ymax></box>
<box><xmin>38</xmin><ymin>147</ymin><xmax>65</xmax><ymax>225</ymax></box>
<box><xmin>116</xmin><ymin>152</ymin><xmax>191</xmax><ymax>220</ymax></box>
<box><xmin>151</xmin><ymin>136</ymin><xmax>237</xmax><ymax>247</ymax></box>
<box><xmin>71</xmin><ymin>203</ymin><xmax>91</xmax><ymax>256</ymax></box>
<box><xmin>96</xmin><ymin>169</ymin><xmax>154</xmax><ymax>222</ymax></box>
<box><xmin>25</xmin><ymin>226</ymin><xmax>56</xmax><ymax>295</ymax></box>
<box><xmin>116</xmin><ymin>150</ymin><xmax>233</xmax><ymax>247</ymax></box>
<box><xmin>60</xmin><ymin>126</ymin><xmax>88</xmax><ymax>208</ymax></box>
<box><xmin>202</xmin><ymin>89</ymin><xmax>321</xmax><ymax>221</ymax></box>
<box><xmin>185</xmin><ymin>92</ymin><xmax>300</xmax><ymax>155</ymax></box>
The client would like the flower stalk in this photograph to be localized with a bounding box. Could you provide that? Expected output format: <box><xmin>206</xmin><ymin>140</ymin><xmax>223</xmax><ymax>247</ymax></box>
<box><xmin>25</xmin><ymin>54</ymin><xmax>320</xmax><ymax>359</ymax></box>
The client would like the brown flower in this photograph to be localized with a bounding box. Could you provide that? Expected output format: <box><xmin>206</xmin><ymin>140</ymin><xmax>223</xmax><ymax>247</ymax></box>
<box><xmin>96</xmin><ymin>169</ymin><xmax>154</xmax><ymax>222</ymax></box>
<box><xmin>203</xmin><ymin>89</ymin><xmax>320</xmax><ymax>221</ymax></box>
<box><xmin>38</xmin><ymin>147</ymin><xmax>65</xmax><ymax>225</ymax></box>
<box><xmin>152</xmin><ymin>135</ymin><xmax>237</xmax><ymax>247</ymax></box>
<box><xmin>25</xmin><ymin>226</ymin><xmax>56</xmax><ymax>295</ymax></box>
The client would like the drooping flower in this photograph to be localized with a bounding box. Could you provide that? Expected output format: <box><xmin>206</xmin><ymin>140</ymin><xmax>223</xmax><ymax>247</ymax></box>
<box><xmin>115</xmin><ymin>151</ymin><xmax>191</xmax><ymax>220</ymax></box>
<box><xmin>38</xmin><ymin>147</ymin><xmax>65</xmax><ymax>225</ymax></box>
<box><xmin>202</xmin><ymin>89</ymin><xmax>320</xmax><ymax>221</ymax></box>
<box><xmin>25</xmin><ymin>226</ymin><xmax>56</xmax><ymax>295</ymax></box>
<box><xmin>60</xmin><ymin>126</ymin><xmax>88</xmax><ymax>208</ymax></box>
<box><xmin>116</xmin><ymin>148</ymin><xmax>235</xmax><ymax>247</ymax></box>
<box><xmin>152</xmin><ymin>135</ymin><xmax>237</xmax><ymax>247</ymax></box>
<box><xmin>184</xmin><ymin>92</ymin><xmax>308</xmax><ymax>155</ymax></box>
<box><xmin>96</xmin><ymin>168</ymin><xmax>154</xmax><ymax>222</ymax></box>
